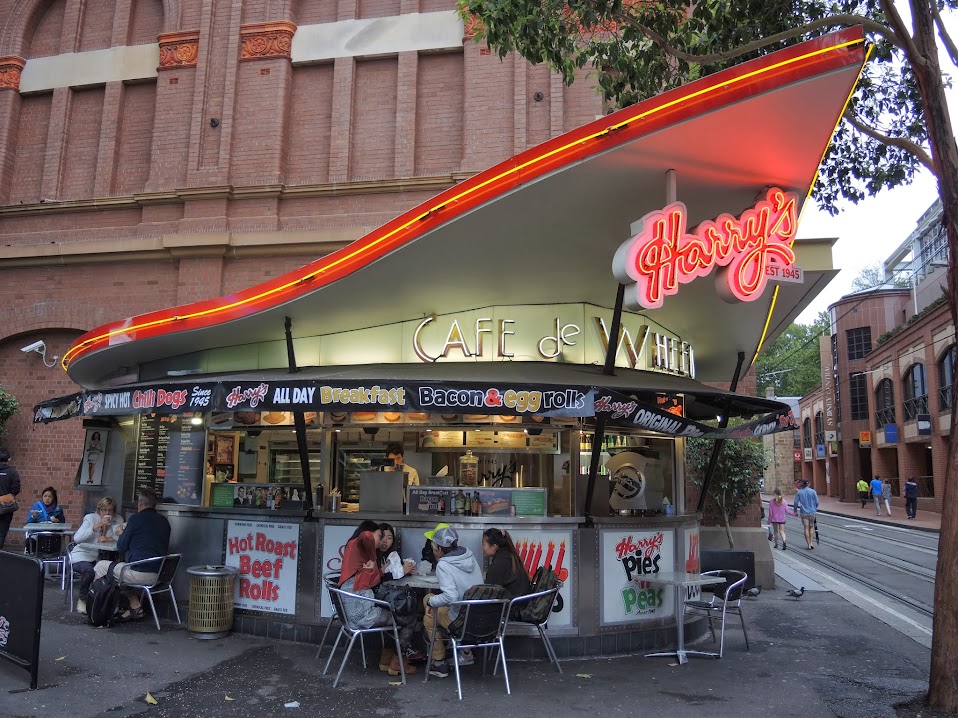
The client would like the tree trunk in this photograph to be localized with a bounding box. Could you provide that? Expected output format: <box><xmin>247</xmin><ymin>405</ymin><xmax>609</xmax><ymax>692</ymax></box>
<box><xmin>723</xmin><ymin>510</ymin><xmax>735</xmax><ymax>549</ymax></box>
<box><xmin>907</xmin><ymin>0</ymin><xmax>958</xmax><ymax>710</ymax></box>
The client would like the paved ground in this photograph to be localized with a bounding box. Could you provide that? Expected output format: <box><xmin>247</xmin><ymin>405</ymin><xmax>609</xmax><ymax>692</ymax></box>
<box><xmin>0</xmin><ymin>498</ymin><xmax>944</xmax><ymax>717</ymax></box>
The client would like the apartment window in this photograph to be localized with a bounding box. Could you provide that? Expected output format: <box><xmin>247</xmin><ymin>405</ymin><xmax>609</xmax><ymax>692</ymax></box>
<box><xmin>903</xmin><ymin>364</ymin><xmax>928</xmax><ymax>420</ymax></box>
<box><xmin>849</xmin><ymin>372</ymin><xmax>868</xmax><ymax>420</ymax></box>
<box><xmin>814</xmin><ymin>411</ymin><xmax>825</xmax><ymax>447</ymax></box>
<box><xmin>846</xmin><ymin>327</ymin><xmax>872</xmax><ymax>360</ymax></box>
<box><xmin>938</xmin><ymin>344</ymin><xmax>956</xmax><ymax>412</ymax></box>
<box><xmin>802</xmin><ymin>417</ymin><xmax>811</xmax><ymax>449</ymax></box>
<box><xmin>875</xmin><ymin>379</ymin><xmax>895</xmax><ymax>427</ymax></box>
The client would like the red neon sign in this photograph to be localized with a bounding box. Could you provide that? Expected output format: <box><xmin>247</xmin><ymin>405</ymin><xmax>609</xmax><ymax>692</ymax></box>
<box><xmin>613</xmin><ymin>187</ymin><xmax>799</xmax><ymax>309</ymax></box>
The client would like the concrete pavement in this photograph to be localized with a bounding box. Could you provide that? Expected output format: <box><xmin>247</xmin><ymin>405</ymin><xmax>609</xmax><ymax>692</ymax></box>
<box><xmin>0</xmin><ymin>564</ymin><xmax>941</xmax><ymax>718</ymax></box>
<box><xmin>764</xmin><ymin>492</ymin><xmax>942</xmax><ymax>534</ymax></box>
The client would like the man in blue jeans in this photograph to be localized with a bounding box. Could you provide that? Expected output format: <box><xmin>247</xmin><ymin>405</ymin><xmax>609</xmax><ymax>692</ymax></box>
<box><xmin>904</xmin><ymin>477</ymin><xmax>919</xmax><ymax>519</ymax></box>
<box><xmin>869</xmin><ymin>475</ymin><xmax>886</xmax><ymax>516</ymax></box>
<box><xmin>793</xmin><ymin>480</ymin><xmax>820</xmax><ymax>550</ymax></box>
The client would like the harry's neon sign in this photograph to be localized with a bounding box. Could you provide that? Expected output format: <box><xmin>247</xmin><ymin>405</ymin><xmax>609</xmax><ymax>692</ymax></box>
<box><xmin>613</xmin><ymin>188</ymin><xmax>799</xmax><ymax>310</ymax></box>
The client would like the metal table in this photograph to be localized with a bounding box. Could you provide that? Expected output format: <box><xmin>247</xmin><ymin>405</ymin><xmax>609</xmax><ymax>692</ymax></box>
<box><xmin>643</xmin><ymin>571</ymin><xmax>727</xmax><ymax>665</ymax></box>
<box><xmin>13</xmin><ymin>523</ymin><xmax>73</xmax><ymax>533</ymax></box>
<box><xmin>392</xmin><ymin>573</ymin><xmax>441</xmax><ymax>590</ymax></box>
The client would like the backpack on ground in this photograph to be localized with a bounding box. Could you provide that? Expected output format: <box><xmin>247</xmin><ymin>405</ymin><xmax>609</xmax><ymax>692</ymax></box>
<box><xmin>446</xmin><ymin>583</ymin><xmax>508</xmax><ymax>640</ymax></box>
<box><xmin>87</xmin><ymin>560</ymin><xmax>123</xmax><ymax>627</ymax></box>
<box><xmin>518</xmin><ymin>564</ymin><xmax>561</xmax><ymax>624</ymax></box>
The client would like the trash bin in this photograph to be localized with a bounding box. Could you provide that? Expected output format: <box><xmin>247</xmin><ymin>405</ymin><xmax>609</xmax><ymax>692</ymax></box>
<box><xmin>187</xmin><ymin>565</ymin><xmax>239</xmax><ymax>640</ymax></box>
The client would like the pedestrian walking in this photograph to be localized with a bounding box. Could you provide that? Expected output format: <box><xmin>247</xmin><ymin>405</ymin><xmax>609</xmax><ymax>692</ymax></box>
<box><xmin>792</xmin><ymin>480</ymin><xmax>820</xmax><ymax>550</ymax></box>
<box><xmin>767</xmin><ymin>489</ymin><xmax>796</xmax><ymax>550</ymax></box>
<box><xmin>869</xmin><ymin>475</ymin><xmax>884</xmax><ymax>516</ymax></box>
<box><xmin>0</xmin><ymin>448</ymin><xmax>21</xmax><ymax>550</ymax></box>
<box><xmin>857</xmin><ymin>478</ymin><xmax>869</xmax><ymax>508</ymax></box>
<box><xmin>904</xmin><ymin>477</ymin><xmax>919</xmax><ymax>519</ymax></box>
<box><xmin>881</xmin><ymin>478</ymin><xmax>893</xmax><ymax>517</ymax></box>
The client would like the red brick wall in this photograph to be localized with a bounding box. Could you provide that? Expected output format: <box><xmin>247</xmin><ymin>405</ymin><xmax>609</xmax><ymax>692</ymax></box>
<box><xmin>9</xmin><ymin>93</ymin><xmax>50</xmax><ymax>203</ymax></box>
<box><xmin>61</xmin><ymin>87</ymin><xmax>105</xmax><ymax>200</ymax></box>
<box><xmin>414</xmin><ymin>51</ymin><xmax>463</xmax><ymax>176</ymax></box>
<box><xmin>78</xmin><ymin>0</ymin><xmax>115</xmax><ymax>52</ymax></box>
<box><xmin>293</xmin><ymin>0</ymin><xmax>337</xmax><ymax>25</ymax></box>
<box><xmin>351</xmin><ymin>57</ymin><xmax>398</xmax><ymax>180</ymax></box>
<box><xmin>113</xmin><ymin>82</ymin><xmax>157</xmax><ymax>196</ymax></box>
<box><xmin>128</xmin><ymin>0</ymin><xmax>165</xmax><ymax>45</ymax></box>
<box><xmin>28</xmin><ymin>1</ymin><xmax>65</xmax><ymax>58</ymax></box>
<box><xmin>358</xmin><ymin>0</ymin><xmax>401</xmax><ymax>20</ymax></box>
<box><xmin>287</xmin><ymin>64</ymin><xmax>334</xmax><ymax>185</ymax></box>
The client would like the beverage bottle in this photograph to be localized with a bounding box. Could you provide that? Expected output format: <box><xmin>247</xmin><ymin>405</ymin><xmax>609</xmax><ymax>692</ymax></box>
<box><xmin>473</xmin><ymin>492</ymin><xmax>482</xmax><ymax>517</ymax></box>
<box><xmin>455</xmin><ymin>489</ymin><xmax>466</xmax><ymax>515</ymax></box>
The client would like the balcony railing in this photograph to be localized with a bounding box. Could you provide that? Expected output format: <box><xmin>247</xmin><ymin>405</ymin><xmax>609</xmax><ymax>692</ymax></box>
<box><xmin>939</xmin><ymin>385</ymin><xmax>954</xmax><ymax>413</ymax></box>
<box><xmin>876</xmin><ymin>406</ymin><xmax>896</xmax><ymax>428</ymax></box>
<box><xmin>904</xmin><ymin>394</ymin><xmax>929</xmax><ymax>420</ymax></box>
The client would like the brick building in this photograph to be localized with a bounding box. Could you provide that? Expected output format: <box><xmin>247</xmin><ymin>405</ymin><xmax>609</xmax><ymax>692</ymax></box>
<box><xmin>0</xmin><ymin>0</ymin><xmax>603</xmax><ymax>522</ymax></box>
<box><xmin>798</xmin><ymin>200</ymin><xmax>950</xmax><ymax>514</ymax></box>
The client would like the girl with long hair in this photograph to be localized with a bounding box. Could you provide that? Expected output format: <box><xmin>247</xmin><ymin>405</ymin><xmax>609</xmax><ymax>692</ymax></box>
<box><xmin>482</xmin><ymin>527</ymin><xmax>530</xmax><ymax>597</ymax></box>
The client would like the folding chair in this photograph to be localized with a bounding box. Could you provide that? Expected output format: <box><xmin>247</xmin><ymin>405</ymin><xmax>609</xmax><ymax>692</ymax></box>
<box><xmin>683</xmin><ymin>569</ymin><xmax>750</xmax><ymax>658</ymax></box>
<box><xmin>323</xmin><ymin>585</ymin><xmax>405</xmax><ymax>688</ymax></box>
<box><xmin>117</xmin><ymin>554</ymin><xmax>182</xmax><ymax>631</ymax></box>
<box><xmin>499</xmin><ymin>586</ymin><xmax>562</xmax><ymax>673</ymax></box>
<box><xmin>424</xmin><ymin>596</ymin><xmax>511</xmax><ymax>700</ymax></box>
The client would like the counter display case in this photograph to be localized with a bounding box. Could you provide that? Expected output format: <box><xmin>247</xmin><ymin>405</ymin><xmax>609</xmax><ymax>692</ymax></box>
<box><xmin>338</xmin><ymin>447</ymin><xmax>386</xmax><ymax>503</ymax></box>
<box><xmin>406</xmin><ymin>485</ymin><xmax>547</xmax><ymax>517</ymax></box>
<box><xmin>269</xmin><ymin>448</ymin><xmax>322</xmax><ymax>484</ymax></box>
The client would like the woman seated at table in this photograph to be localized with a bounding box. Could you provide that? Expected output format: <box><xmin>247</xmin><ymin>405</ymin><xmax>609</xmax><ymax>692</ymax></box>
<box><xmin>339</xmin><ymin>520</ymin><xmax>417</xmax><ymax>677</ymax></box>
<box><xmin>377</xmin><ymin>522</ymin><xmax>414</xmax><ymax>579</ymax></box>
<box><xmin>69</xmin><ymin>496</ymin><xmax>124</xmax><ymax>614</ymax></box>
<box><xmin>482</xmin><ymin>528</ymin><xmax>531</xmax><ymax>598</ymax></box>
<box><xmin>25</xmin><ymin>486</ymin><xmax>66</xmax><ymax>553</ymax></box>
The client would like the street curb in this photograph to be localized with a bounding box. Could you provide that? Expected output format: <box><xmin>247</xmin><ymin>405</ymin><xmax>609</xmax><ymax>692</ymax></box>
<box><xmin>814</xmin><ymin>507</ymin><xmax>940</xmax><ymax>534</ymax></box>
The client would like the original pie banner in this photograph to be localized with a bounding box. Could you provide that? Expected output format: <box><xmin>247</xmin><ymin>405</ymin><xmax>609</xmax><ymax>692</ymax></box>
<box><xmin>594</xmin><ymin>389</ymin><xmax>797</xmax><ymax>438</ymax></box>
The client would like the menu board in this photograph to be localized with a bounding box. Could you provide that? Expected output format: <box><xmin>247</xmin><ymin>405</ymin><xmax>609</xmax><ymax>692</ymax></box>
<box><xmin>406</xmin><ymin>486</ymin><xmax>547</xmax><ymax>517</ymax></box>
<box><xmin>134</xmin><ymin>414</ymin><xmax>205</xmax><ymax>503</ymax></box>
<box><xmin>210</xmin><ymin>483</ymin><xmax>236</xmax><ymax>508</ymax></box>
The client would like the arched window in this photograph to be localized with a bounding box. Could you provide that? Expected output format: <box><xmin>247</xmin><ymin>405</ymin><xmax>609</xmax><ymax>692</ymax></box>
<box><xmin>802</xmin><ymin>417</ymin><xmax>812</xmax><ymax>449</ymax></box>
<box><xmin>938</xmin><ymin>345</ymin><xmax>957</xmax><ymax>412</ymax></box>
<box><xmin>814</xmin><ymin>411</ymin><xmax>825</xmax><ymax>451</ymax></box>
<box><xmin>903</xmin><ymin>364</ymin><xmax>928</xmax><ymax>420</ymax></box>
<box><xmin>875</xmin><ymin>379</ymin><xmax>895</xmax><ymax>427</ymax></box>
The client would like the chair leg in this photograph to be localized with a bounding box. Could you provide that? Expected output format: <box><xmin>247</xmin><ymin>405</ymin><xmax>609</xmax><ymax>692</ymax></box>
<box><xmin>451</xmin><ymin>639</ymin><xmax>463</xmax><ymax>701</ymax></box>
<box><xmin>538</xmin><ymin>624</ymin><xmax>562</xmax><ymax>673</ymax></box>
<box><xmin>316</xmin><ymin>617</ymin><xmax>337</xmax><ymax>660</ymax></box>
<box><xmin>739</xmin><ymin>611</ymin><xmax>750</xmax><ymax>650</ymax></box>
<box><xmin>324</xmin><ymin>629</ymin><xmax>345</xmax><ymax>675</ymax></box>
<box><xmin>498</xmin><ymin>638</ymin><xmax>511</xmax><ymax>695</ymax></box>
<box><xmin>359</xmin><ymin>633</ymin><xmax>367</xmax><ymax>669</ymax></box>
<box><xmin>169</xmin><ymin>589</ymin><xmax>181</xmax><ymax>625</ymax></box>
<box><xmin>143</xmin><ymin>590</ymin><xmax>160</xmax><ymax>631</ymax></box>
<box><xmin>424</xmin><ymin>622</ymin><xmax>439</xmax><ymax>683</ymax></box>
<box><xmin>392</xmin><ymin>628</ymin><xmax>405</xmax><ymax>685</ymax></box>
<box><xmin>333</xmin><ymin>634</ymin><xmax>357</xmax><ymax>689</ymax></box>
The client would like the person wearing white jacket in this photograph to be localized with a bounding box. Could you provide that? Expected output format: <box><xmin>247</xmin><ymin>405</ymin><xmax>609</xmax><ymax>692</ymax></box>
<box><xmin>422</xmin><ymin>525</ymin><xmax>482</xmax><ymax>677</ymax></box>
<box><xmin>70</xmin><ymin>497</ymin><xmax>124</xmax><ymax>613</ymax></box>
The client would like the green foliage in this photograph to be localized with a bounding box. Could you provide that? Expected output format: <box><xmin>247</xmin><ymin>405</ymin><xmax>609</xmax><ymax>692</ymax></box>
<box><xmin>850</xmin><ymin>262</ymin><xmax>912</xmax><ymax>292</ymax></box>
<box><xmin>756</xmin><ymin>311</ymin><xmax>831</xmax><ymax>398</ymax></box>
<box><xmin>457</xmin><ymin>0</ymin><xmax>943</xmax><ymax>214</ymax></box>
<box><xmin>0</xmin><ymin>386</ymin><xmax>19</xmax><ymax>442</ymax></box>
<box><xmin>687</xmin><ymin>434</ymin><xmax>768</xmax><ymax>548</ymax></box>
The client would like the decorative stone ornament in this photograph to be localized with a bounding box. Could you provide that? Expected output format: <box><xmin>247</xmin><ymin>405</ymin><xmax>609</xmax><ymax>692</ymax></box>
<box><xmin>0</xmin><ymin>56</ymin><xmax>25</xmax><ymax>91</ymax></box>
<box><xmin>240</xmin><ymin>21</ymin><xmax>296</xmax><ymax>61</ymax></box>
<box><xmin>158</xmin><ymin>30</ymin><xmax>200</xmax><ymax>70</ymax></box>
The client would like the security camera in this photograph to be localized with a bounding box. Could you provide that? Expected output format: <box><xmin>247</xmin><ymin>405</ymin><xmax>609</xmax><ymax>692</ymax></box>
<box><xmin>20</xmin><ymin>340</ymin><xmax>45</xmax><ymax>354</ymax></box>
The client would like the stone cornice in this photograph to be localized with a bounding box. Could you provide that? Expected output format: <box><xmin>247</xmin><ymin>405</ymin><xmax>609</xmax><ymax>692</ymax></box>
<box><xmin>0</xmin><ymin>176</ymin><xmax>462</xmax><ymax>217</ymax></box>
<box><xmin>157</xmin><ymin>30</ymin><xmax>200</xmax><ymax>70</ymax></box>
<box><xmin>0</xmin><ymin>55</ymin><xmax>25</xmax><ymax>91</ymax></box>
<box><xmin>240</xmin><ymin>21</ymin><xmax>297</xmax><ymax>61</ymax></box>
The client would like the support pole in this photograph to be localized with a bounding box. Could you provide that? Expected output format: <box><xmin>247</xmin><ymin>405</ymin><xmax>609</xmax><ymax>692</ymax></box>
<box><xmin>584</xmin><ymin>283</ymin><xmax>625</xmax><ymax>527</ymax></box>
<box><xmin>695</xmin><ymin>351</ymin><xmax>746</xmax><ymax>513</ymax></box>
<box><xmin>285</xmin><ymin>317</ymin><xmax>316</xmax><ymax>518</ymax></box>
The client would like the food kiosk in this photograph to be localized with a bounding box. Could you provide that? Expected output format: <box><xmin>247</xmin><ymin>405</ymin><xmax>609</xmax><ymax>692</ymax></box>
<box><xmin>34</xmin><ymin>29</ymin><xmax>867</xmax><ymax>656</ymax></box>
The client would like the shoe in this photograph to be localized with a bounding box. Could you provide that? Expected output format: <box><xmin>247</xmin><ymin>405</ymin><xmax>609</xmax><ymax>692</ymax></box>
<box><xmin>379</xmin><ymin>647</ymin><xmax>395</xmax><ymax>672</ymax></box>
<box><xmin>116</xmin><ymin>606</ymin><xmax>145</xmax><ymax>623</ymax></box>
<box><xmin>429</xmin><ymin>661</ymin><xmax>450</xmax><ymax>678</ymax></box>
<box><xmin>457</xmin><ymin>650</ymin><xmax>475</xmax><ymax>666</ymax></box>
<box><xmin>403</xmin><ymin>647</ymin><xmax>425</xmax><ymax>663</ymax></box>
<box><xmin>76</xmin><ymin>598</ymin><xmax>87</xmax><ymax>614</ymax></box>
<box><xmin>782</xmin><ymin>543</ymin><xmax>786</xmax><ymax>551</ymax></box>
<box><xmin>387</xmin><ymin>655</ymin><xmax>417</xmax><ymax>676</ymax></box>
<box><xmin>774</xmin><ymin>543</ymin><xmax>779</xmax><ymax>549</ymax></box>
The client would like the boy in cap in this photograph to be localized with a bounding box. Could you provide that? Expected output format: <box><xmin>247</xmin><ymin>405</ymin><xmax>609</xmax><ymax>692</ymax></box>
<box><xmin>422</xmin><ymin>524</ymin><xmax>483</xmax><ymax>677</ymax></box>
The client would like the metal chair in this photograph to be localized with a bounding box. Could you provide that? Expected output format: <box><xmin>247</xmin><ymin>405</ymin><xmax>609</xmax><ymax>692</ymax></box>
<box><xmin>424</xmin><ymin>596</ymin><xmax>512</xmax><ymax>701</ymax></box>
<box><xmin>683</xmin><ymin>569</ymin><xmax>750</xmax><ymax>658</ymax></box>
<box><xmin>499</xmin><ymin>586</ymin><xmax>563</xmax><ymax>673</ymax></box>
<box><xmin>315</xmin><ymin>573</ymin><xmax>342</xmax><ymax>660</ymax></box>
<box><xmin>27</xmin><ymin>531</ymin><xmax>67</xmax><ymax>589</ymax></box>
<box><xmin>323</xmin><ymin>585</ymin><xmax>405</xmax><ymax>688</ymax></box>
<box><xmin>116</xmin><ymin>554</ymin><xmax>182</xmax><ymax>631</ymax></box>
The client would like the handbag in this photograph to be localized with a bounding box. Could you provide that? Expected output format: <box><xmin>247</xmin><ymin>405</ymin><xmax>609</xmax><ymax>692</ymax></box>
<box><xmin>766</xmin><ymin>524</ymin><xmax>773</xmax><ymax>541</ymax></box>
<box><xmin>0</xmin><ymin>493</ymin><xmax>18</xmax><ymax>515</ymax></box>
<box><xmin>377</xmin><ymin>584</ymin><xmax>416</xmax><ymax>615</ymax></box>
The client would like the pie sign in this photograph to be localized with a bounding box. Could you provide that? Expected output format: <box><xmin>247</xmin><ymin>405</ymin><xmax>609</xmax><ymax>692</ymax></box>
<box><xmin>613</xmin><ymin>187</ymin><xmax>799</xmax><ymax>310</ymax></box>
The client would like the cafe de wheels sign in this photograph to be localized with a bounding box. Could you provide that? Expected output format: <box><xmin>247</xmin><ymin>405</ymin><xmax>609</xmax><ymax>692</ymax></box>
<box><xmin>613</xmin><ymin>188</ymin><xmax>800</xmax><ymax>310</ymax></box>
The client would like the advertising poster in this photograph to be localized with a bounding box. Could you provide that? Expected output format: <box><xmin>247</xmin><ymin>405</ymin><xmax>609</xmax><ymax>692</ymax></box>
<box><xmin>507</xmin><ymin>529</ymin><xmax>574</xmax><ymax>627</ymax></box>
<box><xmin>683</xmin><ymin>526</ymin><xmax>702</xmax><ymax>604</ymax></box>
<box><xmin>79</xmin><ymin>428</ymin><xmax>108</xmax><ymax>486</ymax></box>
<box><xmin>600</xmin><ymin>528</ymin><xmax>674</xmax><ymax>625</ymax></box>
<box><xmin>319</xmin><ymin>524</ymin><xmax>358</xmax><ymax>618</ymax></box>
<box><xmin>225</xmin><ymin>520</ymin><xmax>300</xmax><ymax>615</ymax></box>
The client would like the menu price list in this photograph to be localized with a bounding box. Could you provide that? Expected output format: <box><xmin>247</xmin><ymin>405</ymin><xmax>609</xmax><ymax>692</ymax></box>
<box><xmin>135</xmin><ymin>414</ymin><xmax>205</xmax><ymax>504</ymax></box>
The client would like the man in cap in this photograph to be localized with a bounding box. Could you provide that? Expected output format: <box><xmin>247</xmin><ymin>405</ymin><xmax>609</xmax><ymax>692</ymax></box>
<box><xmin>422</xmin><ymin>524</ymin><xmax>483</xmax><ymax>677</ymax></box>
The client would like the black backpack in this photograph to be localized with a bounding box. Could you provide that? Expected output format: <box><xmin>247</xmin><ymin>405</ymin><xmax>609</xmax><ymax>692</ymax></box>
<box><xmin>446</xmin><ymin>584</ymin><xmax>508</xmax><ymax>640</ymax></box>
<box><xmin>87</xmin><ymin>560</ymin><xmax>123</xmax><ymax>627</ymax></box>
<box><xmin>518</xmin><ymin>564</ymin><xmax>560</xmax><ymax>624</ymax></box>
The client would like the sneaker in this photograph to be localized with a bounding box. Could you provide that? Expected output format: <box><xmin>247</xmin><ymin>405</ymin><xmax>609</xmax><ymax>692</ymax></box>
<box><xmin>429</xmin><ymin>661</ymin><xmax>450</xmax><ymax>678</ymax></box>
<box><xmin>457</xmin><ymin>650</ymin><xmax>475</xmax><ymax>666</ymax></box>
<box><xmin>403</xmin><ymin>647</ymin><xmax>425</xmax><ymax>663</ymax></box>
<box><xmin>76</xmin><ymin>598</ymin><xmax>87</xmax><ymax>614</ymax></box>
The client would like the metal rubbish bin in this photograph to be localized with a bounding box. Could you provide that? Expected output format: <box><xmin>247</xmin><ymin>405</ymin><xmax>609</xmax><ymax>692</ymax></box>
<box><xmin>187</xmin><ymin>565</ymin><xmax>239</xmax><ymax>640</ymax></box>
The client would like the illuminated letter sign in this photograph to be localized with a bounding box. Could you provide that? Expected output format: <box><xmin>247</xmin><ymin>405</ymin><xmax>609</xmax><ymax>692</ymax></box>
<box><xmin>612</xmin><ymin>188</ymin><xmax>799</xmax><ymax>310</ymax></box>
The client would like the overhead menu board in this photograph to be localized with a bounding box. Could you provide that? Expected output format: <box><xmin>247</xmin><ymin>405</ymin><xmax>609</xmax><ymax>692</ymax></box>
<box><xmin>134</xmin><ymin>414</ymin><xmax>205</xmax><ymax>503</ymax></box>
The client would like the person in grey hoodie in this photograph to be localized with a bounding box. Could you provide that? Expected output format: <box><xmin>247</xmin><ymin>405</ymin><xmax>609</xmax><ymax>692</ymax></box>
<box><xmin>422</xmin><ymin>525</ymin><xmax>482</xmax><ymax>677</ymax></box>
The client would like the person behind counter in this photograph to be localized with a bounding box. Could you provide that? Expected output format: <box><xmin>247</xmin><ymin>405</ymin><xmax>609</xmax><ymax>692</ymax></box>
<box><xmin>339</xmin><ymin>521</ymin><xmax>417</xmax><ymax>677</ymax></box>
<box><xmin>482</xmin><ymin>527</ymin><xmax>531</xmax><ymax>598</ymax></box>
<box><xmin>71</xmin><ymin>496</ymin><xmax>124</xmax><ymax>613</ymax></box>
<box><xmin>385</xmin><ymin>442</ymin><xmax>419</xmax><ymax>487</ymax></box>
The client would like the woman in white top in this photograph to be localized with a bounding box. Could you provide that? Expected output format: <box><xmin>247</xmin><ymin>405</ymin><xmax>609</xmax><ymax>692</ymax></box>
<box><xmin>71</xmin><ymin>496</ymin><xmax>124</xmax><ymax>614</ymax></box>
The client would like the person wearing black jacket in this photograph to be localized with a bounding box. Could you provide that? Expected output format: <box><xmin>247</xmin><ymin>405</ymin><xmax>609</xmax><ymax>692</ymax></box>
<box><xmin>482</xmin><ymin>528</ymin><xmax>530</xmax><ymax>598</ymax></box>
<box><xmin>0</xmin><ymin>449</ymin><xmax>21</xmax><ymax>550</ymax></box>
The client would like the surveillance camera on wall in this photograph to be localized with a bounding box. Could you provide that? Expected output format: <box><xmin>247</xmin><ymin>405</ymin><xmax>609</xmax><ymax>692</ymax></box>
<box><xmin>20</xmin><ymin>340</ymin><xmax>45</xmax><ymax>353</ymax></box>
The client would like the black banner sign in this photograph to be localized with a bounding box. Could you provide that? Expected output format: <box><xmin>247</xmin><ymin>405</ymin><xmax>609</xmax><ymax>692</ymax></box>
<box><xmin>80</xmin><ymin>383</ymin><xmax>217</xmax><ymax>417</ymax></box>
<box><xmin>0</xmin><ymin>553</ymin><xmax>44</xmax><ymax>689</ymax></box>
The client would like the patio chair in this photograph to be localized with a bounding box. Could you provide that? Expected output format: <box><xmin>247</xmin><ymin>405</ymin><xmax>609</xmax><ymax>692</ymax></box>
<box><xmin>683</xmin><ymin>569</ymin><xmax>750</xmax><ymax>658</ymax></box>
<box><xmin>315</xmin><ymin>573</ymin><xmax>342</xmax><ymax>660</ymax></box>
<box><xmin>323</xmin><ymin>585</ymin><xmax>405</xmax><ymax>688</ymax></box>
<box><xmin>424</xmin><ymin>594</ymin><xmax>512</xmax><ymax>700</ymax></box>
<box><xmin>27</xmin><ymin>531</ymin><xmax>67</xmax><ymax>589</ymax></box>
<box><xmin>498</xmin><ymin>586</ymin><xmax>563</xmax><ymax>674</ymax></box>
<box><xmin>116</xmin><ymin>554</ymin><xmax>182</xmax><ymax>631</ymax></box>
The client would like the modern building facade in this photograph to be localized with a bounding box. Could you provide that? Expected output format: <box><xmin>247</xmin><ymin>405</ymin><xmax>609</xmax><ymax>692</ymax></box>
<box><xmin>798</xmin><ymin>199</ymin><xmax>950</xmax><ymax>513</ymax></box>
